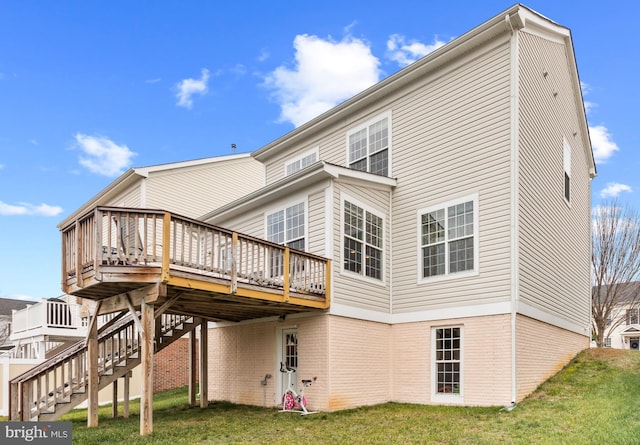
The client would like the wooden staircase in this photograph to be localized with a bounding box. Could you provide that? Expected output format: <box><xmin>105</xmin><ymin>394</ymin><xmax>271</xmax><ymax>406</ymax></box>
<box><xmin>9</xmin><ymin>311</ymin><xmax>200</xmax><ymax>421</ymax></box>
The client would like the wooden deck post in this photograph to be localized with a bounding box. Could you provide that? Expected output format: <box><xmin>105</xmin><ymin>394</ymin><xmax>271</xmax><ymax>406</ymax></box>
<box><xmin>199</xmin><ymin>320</ymin><xmax>208</xmax><ymax>408</ymax></box>
<box><xmin>112</xmin><ymin>380</ymin><xmax>118</xmax><ymax>418</ymax></box>
<box><xmin>189</xmin><ymin>329</ymin><xmax>197</xmax><ymax>407</ymax></box>
<box><xmin>123</xmin><ymin>371</ymin><xmax>130</xmax><ymax>418</ymax></box>
<box><xmin>140</xmin><ymin>299</ymin><xmax>155</xmax><ymax>435</ymax></box>
<box><xmin>87</xmin><ymin>312</ymin><xmax>99</xmax><ymax>427</ymax></box>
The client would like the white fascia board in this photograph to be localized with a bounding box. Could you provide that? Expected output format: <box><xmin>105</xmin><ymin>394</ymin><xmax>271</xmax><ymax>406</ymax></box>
<box><xmin>134</xmin><ymin>152</ymin><xmax>252</xmax><ymax>177</ymax></box>
<box><xmin>202</xmin><ymin>162</ymin><xmax>396</xmax><ymax>223</ymax></box>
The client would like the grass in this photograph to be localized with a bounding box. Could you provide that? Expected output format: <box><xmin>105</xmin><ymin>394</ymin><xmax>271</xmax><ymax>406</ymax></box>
<box><xmin>3</xmin><ymin>349</ymin><xmax>640</xmax><ymax>444</ymax></box>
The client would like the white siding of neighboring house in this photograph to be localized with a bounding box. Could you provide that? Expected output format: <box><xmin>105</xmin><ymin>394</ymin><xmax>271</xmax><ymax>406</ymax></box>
<box><xmin>516</xmin><ymin>30</ymin><xmax>592</xmax><ymax>334</ymax></box>
<box><xmin>389</xmin><ymin>36</ymin><xmax>514</xmax><ymax>315</ymax></box>
<box><xmin>145</xmin><ymin>156</ymin><xmax>264</xmax><ymax>219</ymax></box>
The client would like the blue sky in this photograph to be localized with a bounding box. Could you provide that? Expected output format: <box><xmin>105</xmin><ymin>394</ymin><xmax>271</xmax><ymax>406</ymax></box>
<box><xmin>0</xmin><ymin>1</ymin><xmax>637</xmax><ymax>300</ymax></box>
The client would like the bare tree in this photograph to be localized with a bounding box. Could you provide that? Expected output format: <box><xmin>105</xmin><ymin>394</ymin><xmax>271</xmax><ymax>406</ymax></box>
<box><xmin>0</xmin><ymin>315</ymin><xmax>10</xmax><ymax>348</ymax></box>
<box><xmin>592</xmin><ymin>200</ymin><xmax>640</xmax><ymax>347</ymax></box>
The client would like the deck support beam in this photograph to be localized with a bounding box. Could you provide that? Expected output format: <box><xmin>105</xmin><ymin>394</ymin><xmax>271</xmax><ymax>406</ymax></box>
<box><xmin>87</xmin><ymin>309</ymin><xmax>99</xmax><ymax>427</ymax></box>
<box><xmin>140</xmin><ymin>298</ymin><xmax>155</xmax><ymax>435</ymax></box>
<box><xmin>112</xmin><ymin>380</ymin><xmax>118</xmax><ymax>418</ymax></box>
<box><xmin>199</xmin><ymin>320</ymin><xmax>208</xmax><ymax>408</ymax></box>
<box><xmin>189</xmin><ymin>329</ymin><xmax>197</xmax><ymax>407</ymax></box>
<box><xmin>123</xmin><ymin>371</ymin><xmax>130</xmax><ymax>418</ymax></box>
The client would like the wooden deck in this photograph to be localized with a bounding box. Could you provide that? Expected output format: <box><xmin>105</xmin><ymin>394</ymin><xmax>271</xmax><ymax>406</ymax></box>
<box><xmin>60</xmin><ymin>206</ymin><xmax>331</xmax><ymax>321</ymax></box>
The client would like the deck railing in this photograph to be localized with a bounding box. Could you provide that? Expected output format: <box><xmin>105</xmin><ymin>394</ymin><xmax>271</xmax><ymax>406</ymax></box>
<box><xmin>10</xmin><ymin>299</ymin><xmax>86</xmax><ymax>341</ymax></box>
<box><xmin>9</xmin><ymin>312</ymin><xmax>194</xmax><ymax>421</ymax></box>
<box><xmin>61</xmin><ymin>206</ymin><xmax>330</xmax><ymax>301</ymax></box>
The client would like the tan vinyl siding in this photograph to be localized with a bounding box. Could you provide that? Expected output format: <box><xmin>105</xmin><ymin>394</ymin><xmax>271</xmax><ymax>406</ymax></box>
<box><xmin>210</xmin><ymin>181</ymin><xmax>329</xmax><ymax>258</ymax></box>
<box><xmin>517</xmin><ymin>31</ymin><xmax>591</xmax><ymax>329</ymax></box>
<box><xmin>107</xmin><ymin>181</ymin><xmax>142</xmax><ymax>207</ymax></box>
<box><xmin>307</xmin><ymin>188</ymin><xmax>326</xmax><ymax>255</ymax></box>
<box><xmin>390</xmin><ymin>38</ymin><xmax>513</xmax><ymax>313</ymax></box>
<box><xmin>333</xmin><ymin>182</ymin><xmax>391</xmax><ymax>312</ymax></box>
<box><xmin>145</xmin><ymin>157</ymin><xmax>264</xmax><ymax>219</ymax></box>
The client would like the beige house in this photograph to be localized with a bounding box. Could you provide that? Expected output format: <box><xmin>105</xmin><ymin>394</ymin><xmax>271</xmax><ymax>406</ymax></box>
<box><xmin>594</xmin><ymin>283</ymin><xmax>640</xmax><ymax>350</ymax></box>
<box><xmin>9</xmin><ymin>3</ymin><xmax>594</xmax><ymax>435</ymax></box>
<box><xmin>203</xmin><ymin>3</ymin><xmax>595</xmax><ymax>409</ymax></box>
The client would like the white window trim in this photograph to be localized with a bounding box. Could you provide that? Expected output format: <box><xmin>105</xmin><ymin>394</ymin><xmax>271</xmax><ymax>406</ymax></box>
<box><xmin>431</xmin><ymin>325</ymin><xmax>464</xmax><ymax>403</ymax></box>
<box><xmin>340</xmin><ymin>193</ymin><xmax>386</xmax><ymax>286</ymax></box>
<box><xmin>345</xmin><ymin>110</ymin><xmax>393</xmax><ymax>176</ymax></box>
<box><xmin>264</xmin><ymin>197</ymin><xmax>309</xmax><ymax>251</ymax></box>
<box><xmin>563</xmin><ymin>137</ymin><xmax>571</xmax><ymax>207</ymax></box>
<box><xmin>417</xmin><ymin>193</ymin><xmax>479</xmax><ymax>284</ymax></box>
<box><xmin>284</xmin><ymin>146</ymin><xmax>320</xmax><ymax>177</ymax></box>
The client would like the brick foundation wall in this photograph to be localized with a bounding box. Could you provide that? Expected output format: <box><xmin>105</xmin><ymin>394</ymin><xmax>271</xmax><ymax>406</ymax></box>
<box><xmin>515</xmin><ymin>314</ymin><xmax>588</xmax><ymax>401</ymax></box>
<box><xmin>154</xmin><ymin>338</ymin><xmax>198</xmax><ymax>393</ymax></box>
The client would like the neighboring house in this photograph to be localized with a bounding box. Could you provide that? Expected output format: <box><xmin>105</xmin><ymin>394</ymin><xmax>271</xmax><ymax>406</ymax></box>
<box><xmin>203</xmin><ymin>3</ymin><xmax>595</xmax><ymax>409</ymax></box>
<box><xmin>59</xmin><ymin>153</ymin><xmax>265</xmax><ymax>225</ymax></box>
<box><xmin>16</xmin><ymin>4</ymin><xmax>594</xmax><ymax>428</ymax></box>
<box><xmin>0</xmin><ymin>298</ymin><xmax>37</xmax><ymax>353</ymax></box>
<box><xmin>595</xmin><ymin>283</ymin><xmax>640</xmax><ymax>350</ymax></box>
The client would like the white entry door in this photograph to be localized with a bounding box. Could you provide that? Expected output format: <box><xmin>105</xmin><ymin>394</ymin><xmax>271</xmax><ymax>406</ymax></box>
<box><xmin>279</xmin><ymin>328</ymin><xmax>299</xmax><ymax>398</ymax></box>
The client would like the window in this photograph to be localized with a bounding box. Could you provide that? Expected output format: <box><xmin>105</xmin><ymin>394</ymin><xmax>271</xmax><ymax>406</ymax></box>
<box><xmin>267</xmin><ymin>202</ymin><xmax>306</xmax><ymax>250</ymax></box>
<box><xmin>434</xmin><ymin>327</ymin><xmax>462</xmax><ymax>395</ymax></box>
<box><xmin>343</xmin><ymin>200</ymin><xmax>384</xmax><ymax>280</ymax></box>
<box><xmin>604</xmin><ymin>337</ymin><xmax>612</xmax><ymax>348</ymax></box>
<box><xmin>347</xmin><ymin>113</ymin><xmax>391</xmax><ymax>176</ymax></box>
<box><xmin>419</xmin><ymin>195</ymin><xmax>477</xmax><ymax>280</ymax></box>
<box><xmin>563</xmin><ymin>138</ymin><xmax>571</xmax><ymax>203</ymax></box>
<box><xmin>267</xmin><ymin>202</ymin><xmax>306</xmax><ymax>276</ymax></box>
<box><xmin>285</xmin><ymin>148</ymin><xmax>318</xmax><ymax>176</ymax></box>
<box><xmin>627</xmin><ymin>308</ymin><xmax>640</xmax><ymax>325</ymax></box>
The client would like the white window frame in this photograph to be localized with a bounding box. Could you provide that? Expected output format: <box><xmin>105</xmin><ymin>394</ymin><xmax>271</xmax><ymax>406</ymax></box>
<box><xmin>345</xmin><ymin>111</ymin><xmax>392</xmax><ymax>176</ymax></box>
<box><xmin>284</xmin><ymin>147</ymin><xmax>319</xmax><ymax>177</ymax></box>
<box><xmin>563</xmin><ymin>137</ymin><xmax>571</xmax><ymax>205</ymax></box>
<box><xmin>265</xmin><ymin>199</ymin><xmax>308</xmax><ymax>251</ymax></box>
<box><xmin>432</xmin><ymin>325</ymin><xmax>464</xmax><ymax>403</ymax></box>
<box><xmin>340</xmin><ymin>194</ymin><xmax>385</xmax><ymax>284</ymax></box>
<box><xmin>417</xmin><ymin>194</ymin><xmax>479</xmax><ymax>284</ymax></box>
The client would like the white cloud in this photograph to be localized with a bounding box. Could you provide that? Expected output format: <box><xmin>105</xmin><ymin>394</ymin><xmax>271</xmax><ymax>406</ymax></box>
<box><xmin>75</xmin><ymin>133</ymin><xmax>136</xmax><ymax>177</ymax></box>
<box><xmin>589</xmin><ymin>125</ymin><xmax>619</xmax><ymax>164</ymax></box>
<box><xmin>265</xmin><ymin>34</ymin><xmax>381</xmax><ymax>127</ymax></box>
<box><xmin>176</xmin><ymin>68</ymin><xmax>210</xmax><ymax>109</ymax></box>
<box><xmin>145</xmin><ymin>78</ymin><xmax>161</xmax><ymax>84</ymax></box>
<box><xmin>0</xmin><ymin>163</ymin><xmax>4</xmax><ymax>170</ymax></box>
<box><xmin>0</xmin><ymin>201</ymin><xmax>63</xmax><ymax>216</ymax></box>
<box><xmin>386</xmin><ymin>34</ymin><xmax>446</xmax><ymax>67</ymax></box>
<box><xmin>600</xmin><ymin>183</ymin><xmax>632</xmax><ymax>198</ymax></box>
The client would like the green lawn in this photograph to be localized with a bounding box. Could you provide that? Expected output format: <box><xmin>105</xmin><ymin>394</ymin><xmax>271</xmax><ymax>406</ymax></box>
<box><xmin>6</xmin><ymin>349</ymin><xmax>640</xmax><ymax>444</ymax></box>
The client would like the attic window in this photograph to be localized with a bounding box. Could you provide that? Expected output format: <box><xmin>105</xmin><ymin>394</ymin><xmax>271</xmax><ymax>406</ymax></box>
<box><xmin>285</xmin><ymin>147</ymin><xmax>318</xmax><ymax>176</ymax></box>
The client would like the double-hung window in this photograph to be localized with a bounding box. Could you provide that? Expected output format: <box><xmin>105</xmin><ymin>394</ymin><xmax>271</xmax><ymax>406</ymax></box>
<box><xmin>343</xmin><ymin>199</ymin><xmax>384</xmax><ymax>280</ymax></box>
<box><xmin>267</xmin><ymin>202</ymin><xmax>306</xmax><ymax>250</ymax></box>
<box><xmin>627</xmin><ymin>308</ymin><xmax>640</xmax><ymax>325</ymax></box>
<box><xmin>267</xmin><ymin>202</ymin><xmax>306</xmax><ymax>277</ymax></box>
<box><xmin>347</xmin><ymin>112</ymin><xmax>391</xmax><ymax>176</ymax></box>
<box><xmin>434</xmin><ymin>327</ymin><xmax>462</xmax><ymax>396</ymax></box>
<box><xmin>285</xmin><ymin>148</ymin><xmax>318</xmax><ymax>176</ymax></box>
<box><xmin>419</xmin><ymin>195</ymin><xmax>477</xmax><ymax>280</ymax></box>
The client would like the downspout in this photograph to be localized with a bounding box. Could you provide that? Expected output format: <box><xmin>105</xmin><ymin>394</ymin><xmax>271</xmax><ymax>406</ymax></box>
<box><xmin>506</xmin><ymin>12</ymin><xmax>520</xmax><ymax>406</ymax></box>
